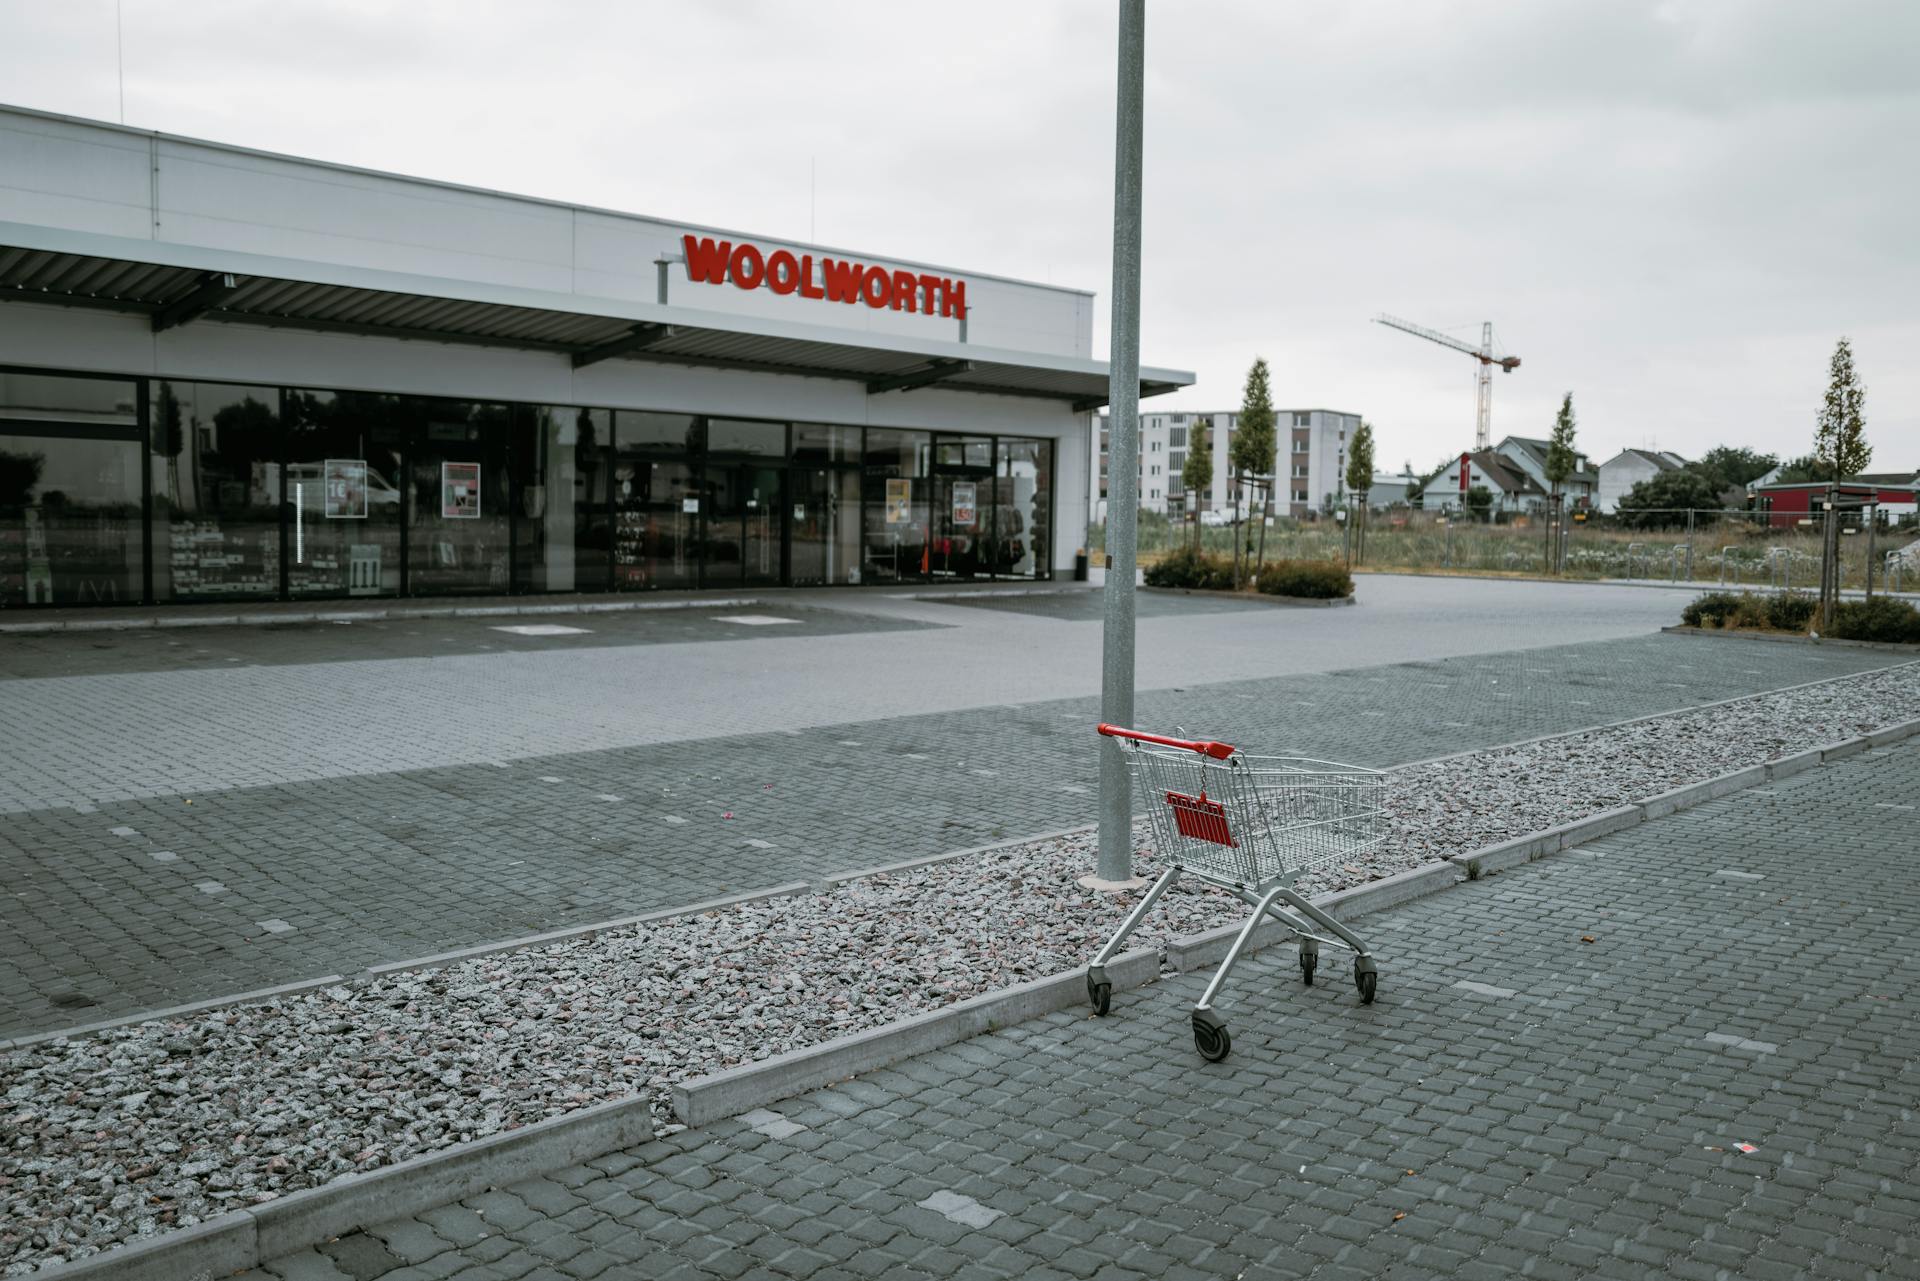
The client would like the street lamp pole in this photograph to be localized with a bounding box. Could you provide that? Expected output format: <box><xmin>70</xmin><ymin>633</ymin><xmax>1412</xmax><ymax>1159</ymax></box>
<box><xmin>1095</xmin><ymin>0</ymin><xmax>1146</xmax><ymax>886</ymax></box>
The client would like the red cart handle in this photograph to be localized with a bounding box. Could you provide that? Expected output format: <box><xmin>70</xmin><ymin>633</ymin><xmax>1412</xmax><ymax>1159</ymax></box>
<box><xmin>1097</xmin><ymin>723</ymin><xmax>1237</xmax><ymax>760</ymax></box>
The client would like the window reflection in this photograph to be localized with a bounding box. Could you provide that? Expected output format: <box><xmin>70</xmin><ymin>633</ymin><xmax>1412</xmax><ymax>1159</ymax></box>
<box><xmin>151</xmin><ymin>381</ymin><xmax>281</xmax><ymax>601</ymax></box>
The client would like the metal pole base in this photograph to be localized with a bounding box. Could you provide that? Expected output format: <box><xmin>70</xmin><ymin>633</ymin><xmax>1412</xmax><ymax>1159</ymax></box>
<box><xmin>1078</xmin><ymin>872</ymin><xmax>1150</xmax><ymax>892</ymax></box>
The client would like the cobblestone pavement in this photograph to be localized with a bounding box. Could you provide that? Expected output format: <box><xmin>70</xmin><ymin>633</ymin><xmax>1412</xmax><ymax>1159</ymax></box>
<box><xmin>1</xmin><ymin>626</ymin><xmax>1904</xmax><ymax>1038</ymax></box>
<box><xmin>251</xmin><ymin>739</ymin><xmax>1920</xmax><ymax>1281</ymax></box>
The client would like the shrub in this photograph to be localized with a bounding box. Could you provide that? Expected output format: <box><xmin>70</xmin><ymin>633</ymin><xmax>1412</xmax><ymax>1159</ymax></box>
<box><xmin>1254</xmin><ymin>559</ymin><xmax>1354</xmax><ymax>600</ymax></box>
<box><xmin>1765</xmin><ymin>592</ymin><xmax>1816</xmax><ymax>632</ymax></box>
<box><xmin>1680</xmin><ymin>591</ymin><xmax>1744</xmax><ymax>628</ymax></box>
<box><xmin>1143</xmin><ymin>546</ymin><xmax>1236</xmax><ymax>591</ymax></box>
<box><xmin>1828</xmin><ymin>598</ymin><xmax>1920</xmax><ymax>644</ymax></box>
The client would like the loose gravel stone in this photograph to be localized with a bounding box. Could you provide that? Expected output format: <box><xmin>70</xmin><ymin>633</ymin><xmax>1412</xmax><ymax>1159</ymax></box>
<box><xmin>2</xmin><ymin>660</ymin><xmax>1914</xmax><ymax>1275</ymax></box>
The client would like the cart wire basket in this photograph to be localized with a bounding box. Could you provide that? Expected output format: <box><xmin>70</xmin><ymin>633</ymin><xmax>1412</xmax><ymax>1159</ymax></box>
<box><xmin>1085</xmin><ymin>723</ymin><xmax>1389</xmax><ymax>1061</ymax></box>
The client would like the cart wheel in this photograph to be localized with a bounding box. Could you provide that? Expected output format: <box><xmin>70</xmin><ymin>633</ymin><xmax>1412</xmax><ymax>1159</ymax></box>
<box><xmin>1353</xmin><ymin>961</ymin><xmax>1377</xmax><ymax>1005</ymax></box>
<box><xmin>1192</xmin><ymin>1010</ymin><xmax>1231</xmax><ymax>1062</ymax></box>
<box><xmin>1087</xmin><ymin>974</ymin><xmax>1112</xmax><ymax>1016</ymax></box>
<box><xmin>1300</xmin><ymin>952</ymin><xmax>1317</xmax><ymax>985</ymax></box>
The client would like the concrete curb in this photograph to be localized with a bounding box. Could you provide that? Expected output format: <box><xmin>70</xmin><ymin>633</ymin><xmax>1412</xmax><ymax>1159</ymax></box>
<box><xmin>672</xmin><ymin>946</ymin><xmax>1161</xmax><ymax>1126</ymax></box>
<box><xmin>1140</xmin><ymin>586</ymin><xmax>1355</xmax><ymax>608</ymax></box>
<box><xmin>1661</xmin><ymin>624</ymin><xmax>1920</xmax><ymax>653</ymax></box>
<box><xmin>0</xmin><ymin>596</ymin><xmax>770</xmax><ymax>635</ymax></box>
<box><xmin>1452</xmin><ymin>723</ymin><xmax>1920</xmax><ymax>881</ymax></box>
<box><xmin>1164</xmin><ymin>861</ymin><xmax>1461</xmax><ymax>974</ymax></box>
<box><xmin>1394</xmin><ymin>656</ymin><xmax>1920</xmax><ymax>772</ymax></box>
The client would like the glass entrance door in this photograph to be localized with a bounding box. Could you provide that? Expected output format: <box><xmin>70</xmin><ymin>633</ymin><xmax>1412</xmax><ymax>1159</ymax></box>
<box><xmin>705</xmin><ymin>463</ymin><xmax>784</xmax><ymax>586</ymax></box>
<box><xmin>789</xmin><ymin>467</ymin><xmax>859</xmax><ymax>586</ymax></box>
<box><xmin>930</xmin><ymin>436</ymin><xmax>994</xmax><ymax>581</ymax></box>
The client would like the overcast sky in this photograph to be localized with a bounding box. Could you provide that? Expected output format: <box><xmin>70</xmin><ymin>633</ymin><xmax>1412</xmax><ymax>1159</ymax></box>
<box><xmin>3</xmin><ymin>0</ymin><xmax>1915</xmax><ymax>474</ymax></box>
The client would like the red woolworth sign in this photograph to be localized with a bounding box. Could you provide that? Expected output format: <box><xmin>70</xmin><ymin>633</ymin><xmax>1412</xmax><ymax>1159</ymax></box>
<box><xmin>681</xmin><ymin>235</ymin><xmax>968</xmax><ymax>320</ymax></box>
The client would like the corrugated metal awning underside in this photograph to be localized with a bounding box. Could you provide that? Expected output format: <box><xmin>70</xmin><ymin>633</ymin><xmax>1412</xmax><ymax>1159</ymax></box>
<box><xmin>0</xmin><ymin>245</ymin><xmax>1183</xmax><ymax>410</ymax></box>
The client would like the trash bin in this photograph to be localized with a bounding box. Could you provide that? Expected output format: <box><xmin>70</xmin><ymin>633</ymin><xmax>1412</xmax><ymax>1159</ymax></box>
<box><xmin>1074</xmin><ymin>548</ymin><xmax>1090</xmax><ymax>581</ymax></box>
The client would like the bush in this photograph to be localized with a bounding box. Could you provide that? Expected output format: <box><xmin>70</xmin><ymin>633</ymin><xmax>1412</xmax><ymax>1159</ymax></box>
<box><xmin>1142</xmin><ymin>546</ymin><xmax>1236</xmax><ymax>590</ymax></box>
<box><xmin>1254</xmin><ymin>559</ymin><xmax>1354</xmax><ymax>600</ymax></box>
<box><xmin>1765</xmin><ymin>592</ymin><xmax>1817</xmax><ymax>632</ymax></box>
<box><xmin>1828</xmin><ymin>598</ymin><xmax>1920</xmax><ymax>644</ymax></box>
<box><xmin>1680</xmin><ymin>591</ymin><xmax>1745</xmax><ymax>628</ymax></box>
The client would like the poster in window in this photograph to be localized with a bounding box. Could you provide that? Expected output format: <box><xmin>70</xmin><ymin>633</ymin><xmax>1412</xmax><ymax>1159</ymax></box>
<box><xmin>324</xmin><ymin>459</ymin><xmax>368</xmax><ymax>519</ymax></box>
<box><xmin>441</xmin><ymin>461</ymin><xmax>481</xmax><ymax>519</ymax></box>
<box><xmin>951</xmin><ymin>481</ymin><xmax>977</xmax><ymax>526</ymax></box>
<box><xmin>885</xmin><ymin>478</ymin><xmax>912</xmax><ymax>524</ymax></box>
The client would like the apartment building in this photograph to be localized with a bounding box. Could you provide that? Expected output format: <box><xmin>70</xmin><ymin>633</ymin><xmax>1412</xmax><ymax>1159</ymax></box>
<box><xmin>1092</xmin><ymin>407</ymin><xmax>1363</xmax><ymax>521</ymax></box>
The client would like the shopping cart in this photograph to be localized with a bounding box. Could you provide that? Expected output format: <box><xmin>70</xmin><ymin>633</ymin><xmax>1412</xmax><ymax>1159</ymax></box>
<box><xmin>1085</xmin><ymin>724</ymin><xmax>1388</xmax><ymax>1062</ymax></box>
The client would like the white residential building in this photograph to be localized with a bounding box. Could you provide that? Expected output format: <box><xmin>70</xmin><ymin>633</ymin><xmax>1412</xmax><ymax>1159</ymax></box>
<box><xmin>1595</xmin><ymin>448</ymin><xmax>1688</xmax><ymax>513</ymax></box>
<box><xmin>1092</xmin><ymin>407</ymin><xmax>1362</xmax><ymax>521</ymax></box>
<box><xmin>1492</xmin><ymin>436</ymin><xmax>1598</xmax><ymax>507</ymax></box>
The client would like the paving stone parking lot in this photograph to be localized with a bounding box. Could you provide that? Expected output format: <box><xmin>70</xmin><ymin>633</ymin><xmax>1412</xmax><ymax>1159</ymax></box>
<box><xmin>0</xmin><ymin>604</ymin><xmax>942</xmax><ymax>682</ymax></box>
<box><xmin>248</xmin><ymin>738</ymin><xmax>1920</xmax><ymax>1281</ymax></box>
<box><xmin>0</xmin><ymin>610</ymin><xmax>1904</xmax><ymax>1038</ymax></box>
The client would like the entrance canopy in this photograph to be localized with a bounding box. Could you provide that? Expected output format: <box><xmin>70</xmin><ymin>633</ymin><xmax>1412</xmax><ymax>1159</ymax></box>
<box><xmin>0</xmin><ymin>221</ymin><xmax>1192</xmax><ymax>412</ymax></box>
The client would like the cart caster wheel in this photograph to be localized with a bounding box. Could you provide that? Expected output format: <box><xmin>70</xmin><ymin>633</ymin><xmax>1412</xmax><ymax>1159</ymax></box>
<box><xmin>1353</xmin><ymin>961</ymin><xmax>1377</xmax><ymax>1005</ymax></box>
<box><xmin>1192</xmin><ymin>1010</ymin><xmax>1231</xmax><ymax>1062</ymax></box>
<box><xmin>1300</xmin><ymin>952</ymin><xmax>1317</xmax><ymax>985</ymax></box>
<box><xmin>1087</xmin><ymin>974</ymin><xmax>1112</xmax><ymax>1016</ymax></box>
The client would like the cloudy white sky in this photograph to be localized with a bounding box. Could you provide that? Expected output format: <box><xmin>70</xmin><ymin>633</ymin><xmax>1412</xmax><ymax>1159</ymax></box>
<box><xmin>2</xmin><ymin>0</ymin><xmax>1914</xmax><ymax>474</ymax></box>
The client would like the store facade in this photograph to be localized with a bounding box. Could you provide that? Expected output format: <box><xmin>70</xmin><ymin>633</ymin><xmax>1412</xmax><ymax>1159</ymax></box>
<box><xmin>0</xmin><ymin>106</ymin><xmax>1190</xmax><ymax>608</ymax></box>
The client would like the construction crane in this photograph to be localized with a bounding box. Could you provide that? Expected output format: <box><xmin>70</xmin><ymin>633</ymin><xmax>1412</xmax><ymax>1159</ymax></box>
<box><xmin>1374</xmin><ymin>314</ymin><xmax>1520</xmax><ymax>452</ymax></box>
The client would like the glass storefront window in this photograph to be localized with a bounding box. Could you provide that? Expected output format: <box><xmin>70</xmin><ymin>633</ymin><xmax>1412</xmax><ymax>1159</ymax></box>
<box><xmin>706</xmin><ymin>418</ymin><xmax>785</xmax><ymax>457</ymax></box>
<box><xmin>0</xmin><ymin>365</ymin><xmax>1059</xmax><ymax>602</ymax></box>
<box><xmin>283</xmin><ymin>390</ymin><xmax>405</xmax><ymax>599</ymax></box>
<box><xmin>0</xmin><ymin>373</ymin><xmax>138</xmax><ymax>428</ymax></box>
<box><xmin>408</xmin><ymin>402</ymin><xmax>511</xmax><ymax>596</ymax></box>
<box><xmin>618</xmin><ymin>412</ymin><xmax>701</xmax><ymax>452</ymax></box>
<box><xmin>514</xmin><ymin>406</ymin><xmax>609</xmax><ymax>593</ymax></box>
<box><xmin>862</xmin><ymin>428</ymin><xmax>930</xmax><ymax>583</ymax></box>
<box><xmin>150</xmin><ymin>381</ymin><xmax>281</xmax><ymax>602</ymax></box>
<box><xmin>792</xmin><ymin>424</ymin><xmax>859</xmax><ymax>466</ymax></box>
<box><xmin>0</xmin><ymin>434</ymin><xmax>143</xmax><ymax>606</ymax></box>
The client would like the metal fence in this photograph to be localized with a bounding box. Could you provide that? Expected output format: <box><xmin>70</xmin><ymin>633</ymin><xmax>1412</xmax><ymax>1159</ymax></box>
<box><xmin>1101</xmin><ymin>508</ymin><xmax>1920</xmax><ymax>594</ymax></box>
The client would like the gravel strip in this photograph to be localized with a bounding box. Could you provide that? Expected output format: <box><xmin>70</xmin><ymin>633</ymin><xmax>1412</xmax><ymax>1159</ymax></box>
<box><xmin>3</xmin><ymin>660</ymin><xmax>1916</xmax><ymax>1273</ymax></box>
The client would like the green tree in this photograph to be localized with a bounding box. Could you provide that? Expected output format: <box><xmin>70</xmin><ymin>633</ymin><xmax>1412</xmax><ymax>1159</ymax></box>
<box><xmin>1693</xmin><ymin>445</ymin><xmax>1778</xmax><ymax>491</ymax></box>
<box><xmin>1181</xmin><ymin>419</ymin><xmax>1213</xmax><ymax>547</ymax></box>
<box><xmin>1343</xmin><ymin>421</ymin><xmax>1375</xmax><ymax>496</ymax></box>
<box><xmin>1544</xmin><ymin>393</ymin><xmax>1578</xmax><ymax>498</ymax></box>
<box><xmin>1544</xmin><ymin>393</ymin><xmax>1578</xmax><ymax>574</ymax></box>
<box><xmin>1229</xmin><ymin>358</ymin><xmax>1277</xmax><ymax>580</ymax></box>
<box><xmin>1613</xmin><ymin>468</ymin><xmax>1724</xmax><ymax>529</ymax></box>
<box><xmin>1813</xmin><ymin>337</ymin><xmax>1870</xmax><ymax>481</ymax></box>
<box><xmin>1465</xmin><ymin>484</ymin><xmax>1493</xmax><ymax>520</ymax></box>
<box><xmin>1343</xmin><ymin>422</ymin><xmax>1375</xmax><ymax>564</ymax></box>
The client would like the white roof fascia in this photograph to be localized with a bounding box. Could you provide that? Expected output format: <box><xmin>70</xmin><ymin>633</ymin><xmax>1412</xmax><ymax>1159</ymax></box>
<box><xmin>0</xmin><ymin>220</ymin><xmax>1192</xmax><ymax>388</ymax></box>
<box><xmin>0</xmin><ymin>102</ymin><xmax>1093</xmax><ymax>300</ymax></box>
